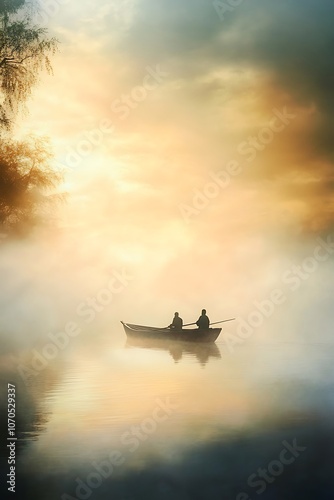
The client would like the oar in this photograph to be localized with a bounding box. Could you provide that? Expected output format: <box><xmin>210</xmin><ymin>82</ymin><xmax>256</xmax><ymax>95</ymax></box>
<box><xmin>210</xmin><ymin>319</ymin><xmax>236</xmax><ymax>326</ymax></box>
<box><xmin>183</xmin><ymin>318</ymin><xmax>235</xmax><ymax>327</ymax></box>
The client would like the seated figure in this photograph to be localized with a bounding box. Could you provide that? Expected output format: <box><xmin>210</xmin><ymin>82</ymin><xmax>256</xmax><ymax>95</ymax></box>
<box><xmin>169</xmin><ymin>312</ymin><xmax>183</xmax><ymax>331</ymax></box>
<box><xmin>196</xmin><ymin>309</ymin><xmax>210</xmax><ymax>329</ymax></box>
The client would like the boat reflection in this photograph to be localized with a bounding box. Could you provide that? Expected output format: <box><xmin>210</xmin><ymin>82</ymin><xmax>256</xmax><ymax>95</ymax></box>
<box><xmin>125</xmin><ymin>337</ymin><xmax>221</xmax><ymax>366</ymax></box>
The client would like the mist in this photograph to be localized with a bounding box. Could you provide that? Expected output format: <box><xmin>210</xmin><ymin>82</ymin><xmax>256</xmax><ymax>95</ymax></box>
<box><xmin>1</xmin><ymin>2</ymin><xmax>334</xmax><ymax>499</ymax></box>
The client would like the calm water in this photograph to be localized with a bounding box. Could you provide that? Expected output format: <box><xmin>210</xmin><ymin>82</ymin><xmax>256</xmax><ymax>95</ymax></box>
<box><xmin>1</xmin><ymin>332</ymin><xmax>334</xmax><ymax>499</ymax></box>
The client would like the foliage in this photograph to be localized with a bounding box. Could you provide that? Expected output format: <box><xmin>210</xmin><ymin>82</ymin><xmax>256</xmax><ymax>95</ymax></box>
<box><xmin>0</xmin><ymin>136</ymin><xmax>62</xmax><ymax>228</ymax></box>
<box><xmin>0</xmin><ymin>0</ymin><xmax>25</xmax><ymax>16</ymax></box>
<box><xmin>0</xmin><ymin>0</ymin><xmax>61</xmax><ymax>230</ymax></box>
<box><xmin>0</xmin><ymin>2</ymin><xmax>58</xmax><ymax>129</ymax></box>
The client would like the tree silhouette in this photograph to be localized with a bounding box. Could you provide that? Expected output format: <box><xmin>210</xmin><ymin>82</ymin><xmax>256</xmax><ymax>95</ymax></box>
<box><xmin>0</xmin><ymin>0</ymin><xmax>61</xmax><ymax>230</ymax></box>
<box><xmin>0</xmin><ymin>0</ymin><xmax>57</xmax><ymax>129</ymax></box>
<box><xmin>0</xmin><ymin>137</ymin><xmax>62</xmax><ymax>228</ymax></box>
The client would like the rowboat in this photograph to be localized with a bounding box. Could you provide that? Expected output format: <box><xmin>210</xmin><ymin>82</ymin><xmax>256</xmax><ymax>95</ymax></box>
<box><xmin>121</xmin><ymin>321</ymin><xmax>222</xmax><ymax>343</ymax></box>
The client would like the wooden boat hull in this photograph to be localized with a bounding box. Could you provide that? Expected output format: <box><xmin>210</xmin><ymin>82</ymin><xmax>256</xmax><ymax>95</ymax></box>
<box><xmin>121</xmin><ymin>321</ymin><xmax>221</xmax><ymax>343</ymax></box>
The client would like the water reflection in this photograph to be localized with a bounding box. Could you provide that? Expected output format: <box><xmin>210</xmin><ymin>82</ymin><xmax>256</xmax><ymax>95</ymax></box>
<box><xmin>1</xmin><ymin>338</ymin><xmax>334</xmax><ymax>499</ymax></box>
<box><xmin>125</xmin><ymin>337</ymin><xmax>221</xmax><ymax>366</ymax></box>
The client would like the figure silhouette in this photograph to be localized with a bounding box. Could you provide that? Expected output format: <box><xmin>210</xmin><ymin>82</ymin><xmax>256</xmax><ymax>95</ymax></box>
<box><xmin>196</xmin><ymin>309</ymin><xmax>210</xmax><ymax>329</ymax></box>
<box><xmin>169</xmin><ymin>312</ymin><xmax>183</xmax><ymax>331</ymax></box>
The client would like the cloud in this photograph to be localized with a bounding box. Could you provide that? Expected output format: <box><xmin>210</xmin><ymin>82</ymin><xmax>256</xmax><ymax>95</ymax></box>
<box><xmin>17</xmin><ymin>0</ymin><xmax>334</xmax><ymax>324</ymax></box>
<box><xmin>106</xmin><ymin>0</ymin><xmax>334</xmax><ymax>233</ymax></box>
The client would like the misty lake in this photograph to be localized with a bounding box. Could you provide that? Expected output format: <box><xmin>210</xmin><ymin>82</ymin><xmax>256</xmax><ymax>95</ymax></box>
<box><xmin>1</xmin><ymin>331</ymin><xmax>334</xmax><ymax>500</ymax></box>
<box><xmin>1</xmin><ymin>0</ymin><xmax>334</xmax><ymax>498</ymax></box>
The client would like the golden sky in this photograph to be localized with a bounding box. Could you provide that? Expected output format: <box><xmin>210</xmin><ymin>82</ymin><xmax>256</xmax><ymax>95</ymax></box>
<box><xmin>10</xmin><ymin>0</ymin><xmax>334</xmax><ymax>338</ymax></box>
